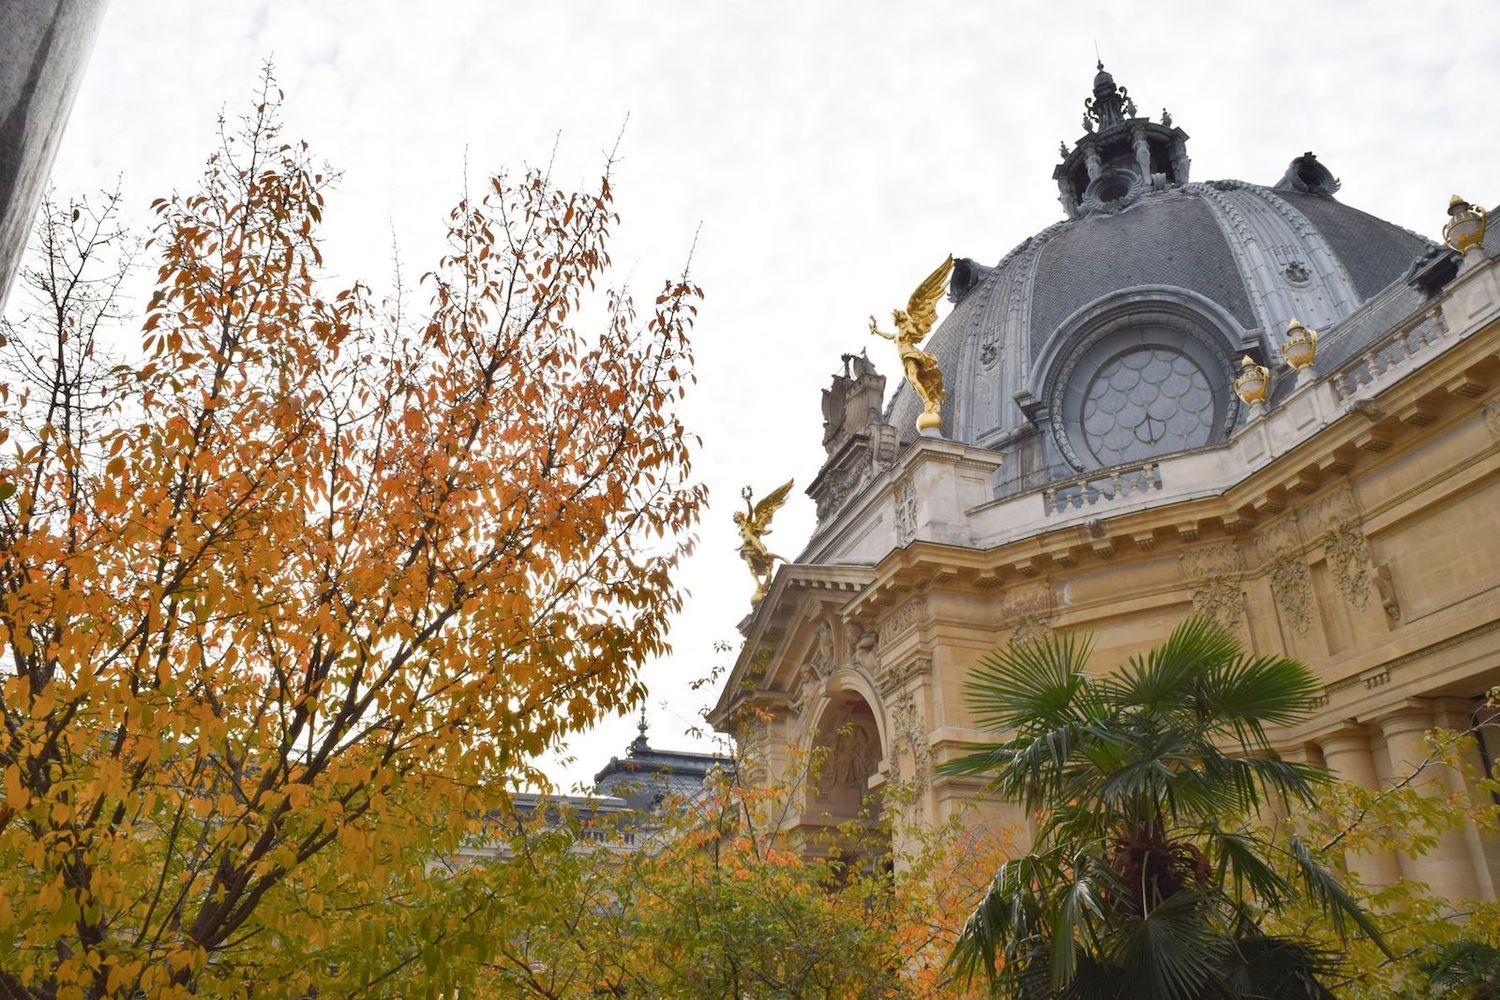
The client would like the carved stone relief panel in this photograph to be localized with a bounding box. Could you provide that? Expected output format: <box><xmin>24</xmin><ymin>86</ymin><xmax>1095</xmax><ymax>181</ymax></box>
<box><xmin>1178</xmin><ymin>543</ymin><xmax>1247</xmax><ymax>631</ymax></box>
<box><xmin>893</xmin><ymin>474</ymin><xmax>918</xmax><ymax>545</ymax></box>
<box><xmin>997</xmin><ymin>581</ymin><xmax>1053</xmax><ymax>645</ymax></box>
<box><xmin>811</xmin><ymin>702</ymin><xmax>882</xmax><ymax>806</ymax></box>
<box><xmin>889</xmin><ymin>686</ymin><xmax>931</xmax><ymax>792</ymax></box>
<box><xmin>1485</xmin><ymin>399</ymin><xmax>1500</xmax><ymax>441</ymax></box>
<box><xmin>879</xmin><ymin>598</ymin><xmax>923</xmax><ymax>646</ymax></box>
<box><xmin>1258</xmin><ymin>513</ymin><xmax>1313</xmax><ymax>635</ymax></box>
<box><xmin>1307</xmin><ymin>485</ymin><xmax>1375</xmax><ymax>612</ymax></box>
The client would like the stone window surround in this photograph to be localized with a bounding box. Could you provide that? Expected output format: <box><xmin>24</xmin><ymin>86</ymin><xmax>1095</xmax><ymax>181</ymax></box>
<box><xmin>1027</xmin><ymin>286</ymin><xmax>1253</xmax><ymax>472</ymax></box>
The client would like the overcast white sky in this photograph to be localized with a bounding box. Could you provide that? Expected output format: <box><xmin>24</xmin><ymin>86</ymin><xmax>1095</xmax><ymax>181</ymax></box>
<box><xmin>36</xmin><ymin>0</ymin><xmax>1500</xmax><ymax>789</ymax></box>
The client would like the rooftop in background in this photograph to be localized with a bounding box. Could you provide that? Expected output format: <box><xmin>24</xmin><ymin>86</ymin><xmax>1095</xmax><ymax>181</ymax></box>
<box><xmin>592</xmin><ymin>707</ymin><xmax>732</xmax><ymax>812</ymax></box>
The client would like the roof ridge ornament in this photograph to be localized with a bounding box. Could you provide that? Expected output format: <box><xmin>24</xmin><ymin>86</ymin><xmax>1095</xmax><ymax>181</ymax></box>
<box><xmin>1084</xmin><ymin>60</ymin><xmax>1132</xmax><ymax>132</ymax></box>
<box><xmin>629</xmin><ymin>704</ymin><xmax>650</xmax><ymax>755</ymax></box>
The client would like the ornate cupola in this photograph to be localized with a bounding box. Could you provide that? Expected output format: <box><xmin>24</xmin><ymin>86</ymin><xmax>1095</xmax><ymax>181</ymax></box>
<box><xmin>1053</xmin><ymin>62</ymin><xmax>1191</xmax><ymax>219</ymax></box>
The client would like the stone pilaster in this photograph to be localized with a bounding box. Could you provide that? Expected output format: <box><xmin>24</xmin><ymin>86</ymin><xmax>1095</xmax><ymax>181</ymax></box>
<box><xmin>1379</xmin><ymin>704</ymin><xmax>1479</xmax><ymax>898</ymax></box>
<box><xmin>1317</xmin><ymin>726</ymin><xmax>1400</xmax><ymax>887</ymax></box>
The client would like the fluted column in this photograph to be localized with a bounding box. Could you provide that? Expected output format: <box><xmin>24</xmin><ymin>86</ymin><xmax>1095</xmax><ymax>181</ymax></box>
<box><xmin>1379</xmin><ymin>704</ymin><xmax>1478</xmax><ymax>898</ymax></box>
<box><xmin>1318</xmin><ymin>726</ymin><xmax>1401</xmax><ymax>887</ymax></box>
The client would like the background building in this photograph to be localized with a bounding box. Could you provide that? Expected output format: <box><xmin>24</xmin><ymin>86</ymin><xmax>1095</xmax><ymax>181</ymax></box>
<box><xmin>457</xmin><ymin>713</ymin><xmax>732</xmax><ymax>863</ymax></box>
<box><xmin>710</xmin><ymin>64</ymin><xmax>1500</xmax><ymax>900</ymax></box>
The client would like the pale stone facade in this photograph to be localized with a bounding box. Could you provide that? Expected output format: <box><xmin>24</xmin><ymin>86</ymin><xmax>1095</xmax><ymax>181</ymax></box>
<box><xmin>709</xmin><ymin>68</ymin><xmax>1500</xmax><ymax>902</ymax></box>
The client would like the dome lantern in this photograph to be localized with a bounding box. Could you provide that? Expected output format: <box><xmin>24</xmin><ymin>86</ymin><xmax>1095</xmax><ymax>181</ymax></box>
<box><xmin>1054</xmin><ymin>61</ymin><xmax>1192</xmax><ymax>220</ymax></box>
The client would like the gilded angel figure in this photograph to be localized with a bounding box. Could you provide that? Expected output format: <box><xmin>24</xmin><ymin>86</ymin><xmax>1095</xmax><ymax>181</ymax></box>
<box><xmin>734</xmin><ymin>480</ymin><xmax>794</xmax><ymax>604</ymax></box>
<box><xmin>869</xmin><ymin>255</ymin><xmax>954</xmax><ymax>435</ymax></box>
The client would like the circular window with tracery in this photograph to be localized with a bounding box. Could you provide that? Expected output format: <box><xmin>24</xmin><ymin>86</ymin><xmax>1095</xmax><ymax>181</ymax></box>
<box><xmin>1080</xmin><ymin>347</ymin><xmax>1216</xmax><ymax>466</ymax></box>
<box><xmin>1043</xmin><ymin>305</ymin><xmax>1240</xmax><ymax>473</ymax></box>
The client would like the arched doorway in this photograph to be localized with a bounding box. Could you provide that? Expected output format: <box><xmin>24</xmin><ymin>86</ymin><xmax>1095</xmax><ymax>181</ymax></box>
<box><xmin>804</xmin><ymin>691</ymin><xmax>889</xmax><ymax>873</ymax></box>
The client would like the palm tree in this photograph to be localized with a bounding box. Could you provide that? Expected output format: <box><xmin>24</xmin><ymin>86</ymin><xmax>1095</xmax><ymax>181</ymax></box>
<box><xmin>939</xmin><ymin>617</ymin><xmax>1387</xmax><ymax>999</ymax></box>
<box><xmin>1421</xmin><ymin>940</ymin><xmax>1500</xmax><ymax>999</ymax></box>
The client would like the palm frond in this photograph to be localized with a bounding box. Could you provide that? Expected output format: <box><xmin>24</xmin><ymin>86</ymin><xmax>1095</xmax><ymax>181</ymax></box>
<box><xmin>1209</xmin><ymin>827</ymin><xmax>1291</xmax><ymax>909</ymax></box>
<box><xmin>1199</xmin><ymin>652</ymin><xmax>1324</xmax><ymax>741</ymax></box>
<box><xmin>1110</xmin><ymin>890</ymin><xmax>1223</xmax><ymax>1000</ymax></box>
<box><xmin>1050</xmin><ymin>853</ymin><xmax>1114</xmax><ymax>989</ymax></box>
<box><xmin>963</xmin><ymin>630</ymin><xmax>1098</xmax><ymax>734</ymax></box>
<box><xmin>1110</xmin><ymin>617</ymin><xmax>1241</xmax><ymax>712</ymax></box>
<box><xmin>948</xmin><ymin>849</ymin><xmax>1065</xmax><ymax>986</ymax></box>
<box><xmin>1284</xmin><ymin>835</ymin><xmax>1391</xmax><ymax>957</ymax></box>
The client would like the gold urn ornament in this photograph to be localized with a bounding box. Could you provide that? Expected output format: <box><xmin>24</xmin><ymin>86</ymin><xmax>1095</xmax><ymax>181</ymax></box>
<box><xmin>1233</xmin><ymin>355</ymin><xmax>1271</xmax><ymax>406</ymax></box>
<box><xmin>1280</xmin><ymin>317</ymin><xmax>1318</xmax><ymax>372</ymax></box>
<box><xmin>1443</xmin><ymin>195</ymin><xmax>1488</xmax><ymax>254</ymax></box>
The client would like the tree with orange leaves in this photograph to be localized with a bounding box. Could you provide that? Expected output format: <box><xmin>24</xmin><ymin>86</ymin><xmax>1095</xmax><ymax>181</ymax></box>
<box><xmin>0</xmin><ymin>70</ymin><xmax>703</xmax><ymax>998</ymax></box>
<box><xmin>474</xmin><ymin>743</ymin><xmax>1009</xmax><ymax>999</ymax></box>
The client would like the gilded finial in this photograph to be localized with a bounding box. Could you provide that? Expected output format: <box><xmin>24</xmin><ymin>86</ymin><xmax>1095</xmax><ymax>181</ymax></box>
<box><xmin>735</xmin><ymin>480</ymin><xmax>794</xmax><ymax>604</ymax></box>
<box><xmin>870</xmin><ymin>257</ymin><xmax>954</xmax><ymax>436</ymax></box>
<box><xmin>1232</xmin><ymin>355</ymin><xmax>1271</xmax><ymax>405</ymax></box>
<box><xmin>1443</xmin><ymin>194</ymin><xmax>1488</xmax><ymax>254</ymax></box>
<box><xmin>1281</xmin><ymin>317</ymin><xmax>1318</xmax><ymax>372</ymax></box>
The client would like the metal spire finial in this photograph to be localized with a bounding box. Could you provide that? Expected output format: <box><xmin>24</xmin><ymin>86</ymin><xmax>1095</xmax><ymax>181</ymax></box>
<box><xmin>628</xmin><ymin>703</ymin><xmax>650</xmax><ymax>755</ymax></box>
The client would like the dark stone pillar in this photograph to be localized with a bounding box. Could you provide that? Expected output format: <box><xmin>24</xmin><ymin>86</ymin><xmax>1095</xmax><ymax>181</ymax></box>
<box><xmin>0</xmin><ymin>0</ymin><xmax>108</xmax><ymax>310</ymax></box>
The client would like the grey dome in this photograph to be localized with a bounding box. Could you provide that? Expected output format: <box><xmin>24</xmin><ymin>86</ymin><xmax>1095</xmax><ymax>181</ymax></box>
<box><xmin>887</xmin><ymin>179</ymin><xmax>1432</xmax><ymax>457</ymax></box>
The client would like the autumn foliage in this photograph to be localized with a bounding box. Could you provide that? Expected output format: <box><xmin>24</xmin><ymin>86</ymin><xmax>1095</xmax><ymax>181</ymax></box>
<box><xmin>0</xmin><ymin>74</ymin><xmax>702</xmax><ymax>997</ymax></box>
<box><xmin>475</xmin><ymin>749</ymin><xmax>1010</xmax><ymax>999</ymax></box>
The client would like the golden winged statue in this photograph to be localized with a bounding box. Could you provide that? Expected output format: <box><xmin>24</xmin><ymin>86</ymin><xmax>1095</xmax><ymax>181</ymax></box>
<box><xmin>870</xmin><ymin>255</ymin><xmax>954</xmax><ymax>435</ymax></box>
<box><xmin>734</xmin><ymin>480</ymin><xmax>794</xmax><ymax>604</ymax></box>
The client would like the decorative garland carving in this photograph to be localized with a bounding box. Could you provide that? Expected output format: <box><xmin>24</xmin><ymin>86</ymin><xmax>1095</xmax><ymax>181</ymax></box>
<box><xmin>999</xmin><ymin>581</ymin><xmax>1051</xmax><ymax>621</ymax></box>
<box><xmin>1179</xmin><ymin>543</ymin><xmax>1244</xmax><ymax>580</ymax></box>
<box><xmin>1323</xmin><ymin>523</ymin><xmax>1373</xmax><ymax>611</ymax></box>
<box><xmin>1308</xmin><ymin>486</ymin><xmax>1374</xmax><ymax>612</ymax></box>
<box><xmin>995</xmin><ymin>581</ymin><xmax>1053</xmax><ymax>645</ymax></box>
<box><xmin>1258</xmin><ymin>513</ymin><xmax>1313</xmax><ymax>635</ymax></box>
<box><xmin>1485</xmin><ymin>399</ymin><xmax>1500</xmax><ymax>441</ymax></box>
<box><xmin>1011</xmin><ymin>614</ymin><xmax>1053</xmax><ymax>645</ymax></box>
<box><xmin>890</xmin><ymin>686</ymin><xmax>931</xmax><ymax>792</ymax></box>
<box><xmin>1268</xmin><ymin>554</ymin><xmax>1313</xmax><ymax>634</ymax></box>
<box><xmin>1179</xmin><ymin>544</ymin><xmax>1248</xmax><ymax>630</ymax></box>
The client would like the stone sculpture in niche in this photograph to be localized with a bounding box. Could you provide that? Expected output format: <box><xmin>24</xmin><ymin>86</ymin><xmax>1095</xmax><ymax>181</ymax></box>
<box><xmin>1375</xmin><ymin>564</ymin><xmax>1401</xmax><ymax>623</ymax></box>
